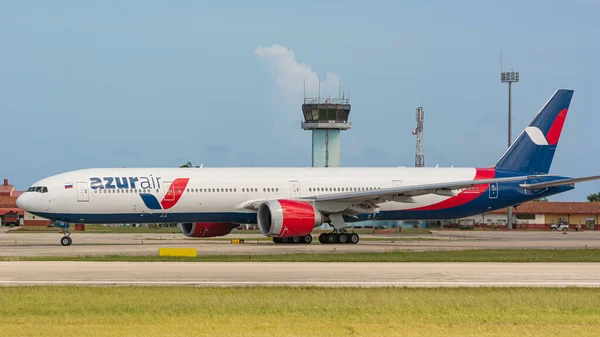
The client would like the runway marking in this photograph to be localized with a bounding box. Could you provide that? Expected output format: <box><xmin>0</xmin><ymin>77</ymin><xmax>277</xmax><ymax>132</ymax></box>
<box><xmin>2</xmin><ymin>280</ymin><xmax>600</xmax><ymax>287</ymax></box>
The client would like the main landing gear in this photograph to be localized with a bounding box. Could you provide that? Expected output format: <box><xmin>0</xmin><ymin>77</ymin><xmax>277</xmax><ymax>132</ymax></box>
<box><xmin>318</xmin><ymin>213</ymin><xmax>360</xmax><ymax>244</ymax></box>
<box><xmin>318</xmin><ymin>232</ymin><xmax>360</xmax><ymax>244</ymax></box>
<box><xmin>273</xmin><ymin>235</ymin><xmax>313</xmax><ymax>244</ymax></box>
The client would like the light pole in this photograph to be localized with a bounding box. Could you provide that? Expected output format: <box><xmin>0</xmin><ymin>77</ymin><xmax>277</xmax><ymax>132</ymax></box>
<box><xmin>501</xmin><ymin>71</ymin><xmax>519</xmax><ymax>229</ymax></box>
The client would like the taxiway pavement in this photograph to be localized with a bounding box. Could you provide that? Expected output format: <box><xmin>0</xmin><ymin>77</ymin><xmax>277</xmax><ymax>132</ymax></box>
<box><xmin>0</xmin><ymin>230</ymin><xmax>598</xmax><ymax>257</ymax></box>
<box><xmin>1</xmin><ymin>261</ymin><xmax>599</xmax><ymax>287</ymax></box>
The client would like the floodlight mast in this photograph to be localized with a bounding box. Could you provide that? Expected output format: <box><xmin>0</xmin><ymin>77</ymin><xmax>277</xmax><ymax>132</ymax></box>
<box><xmin>501</xmin><ymin>70</ymin><xmax>520</xmax><ymax>230</ymax></box>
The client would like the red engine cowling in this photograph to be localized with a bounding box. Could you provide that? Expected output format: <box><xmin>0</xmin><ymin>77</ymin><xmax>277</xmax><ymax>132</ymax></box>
<box><xmin>257</xmin><ymin>200</ymin><xmax>323</xmax><ymax>237</ymax></box>
<box><xmin>180</xmin><ymin>222</ymin><xmax>237</xmax><ymax>237</ymax></box>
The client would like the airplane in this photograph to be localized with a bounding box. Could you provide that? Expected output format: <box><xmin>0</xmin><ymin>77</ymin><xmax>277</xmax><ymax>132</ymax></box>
<box><xmin>16</xmin><ymin>89</ymin><xmax>600</xmax><ymax>246</ymax></box>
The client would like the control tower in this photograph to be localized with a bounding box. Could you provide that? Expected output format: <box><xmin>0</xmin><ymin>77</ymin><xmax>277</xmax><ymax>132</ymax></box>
<box><xmin>301</xmin><ymin>96</ymin><xmax>351</xmax><ymax>167</ymax></box>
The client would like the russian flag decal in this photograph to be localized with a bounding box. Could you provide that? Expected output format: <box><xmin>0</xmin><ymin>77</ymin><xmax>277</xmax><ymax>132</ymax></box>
<box><xmin>64</xmin><ymin>183</ymin><xmax>73</xmax><ymax>189</ymax></box>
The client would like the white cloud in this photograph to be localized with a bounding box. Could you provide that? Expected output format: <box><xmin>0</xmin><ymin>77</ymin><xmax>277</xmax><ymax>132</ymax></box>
<box><xmin>255</xmin><ymin>44</ymin><xmax>342</xmax><ymax>101</ymax></box>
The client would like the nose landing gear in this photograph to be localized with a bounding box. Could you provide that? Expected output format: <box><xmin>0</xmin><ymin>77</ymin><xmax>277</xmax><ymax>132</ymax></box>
<box><xmin>56</xmin><ymin>221</ymin><xmax>72</xmax><ymax>246</ymax></box>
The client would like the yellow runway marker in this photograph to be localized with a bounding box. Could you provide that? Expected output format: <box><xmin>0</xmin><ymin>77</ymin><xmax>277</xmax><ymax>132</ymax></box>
<box><xmin>158</xmin><ymin>248</ymin><xmax>197</xmax><ymax>257</ymax></box>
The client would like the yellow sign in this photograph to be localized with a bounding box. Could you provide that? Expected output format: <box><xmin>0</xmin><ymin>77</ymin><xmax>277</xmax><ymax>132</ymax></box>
<box><xmin>158</xmin><ymin>248</ymin><xmax>197</xmax><ymax>257</ymax></box>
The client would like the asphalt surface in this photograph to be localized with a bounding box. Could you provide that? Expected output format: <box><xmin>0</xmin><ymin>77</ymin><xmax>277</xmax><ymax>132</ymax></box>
<box><xmin>1</xmin><ymin>261</ymin><xmax>599</xmax><ymax>287</ymax></box>
<box><xmin>0</xmin><ymin>230</ymin><xmax>599</xmax><ymax>257</ymax></box>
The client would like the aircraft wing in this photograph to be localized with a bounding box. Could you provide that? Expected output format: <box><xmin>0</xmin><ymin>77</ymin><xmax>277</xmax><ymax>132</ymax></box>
<box><xmin>519</xmin><ymin>175</ymin><xmax>600</xmax><ymax>190</ymax></box>
<box><xmin>239</xmin><ymin>175</ymin><xmax>538</xmax><ymax>211</ymax></box>
<box><xmin>308</xmin><ymin>175</ymin><xmax>536</xmax><ymax>204</ymax></box>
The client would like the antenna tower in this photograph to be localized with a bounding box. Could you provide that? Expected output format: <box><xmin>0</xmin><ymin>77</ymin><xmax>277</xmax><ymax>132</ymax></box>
<box><xmin>412</xmin><ymin>106</ymin><xmax>425</xmax><ymax>167</ymax></box>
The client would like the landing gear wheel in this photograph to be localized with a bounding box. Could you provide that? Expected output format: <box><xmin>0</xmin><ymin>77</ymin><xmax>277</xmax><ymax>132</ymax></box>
<box><xmin>61</xmin><ymin>236</ymin><xmax>72</xmax><ymax>246</ymax></box>
<box><xmin>326</xmin><ymin>233</ymin><xmax>337</xmax><ymax>244</ymax></box>
<box><xmin>349</xmin><ymin>233</ymin><xmax>360</xmax><ymax>244</ymax></box>
<box><xmin>303</xmin><ymin>235</ymin><xmax>313</xmax><ymax>244</ymax></box>
<box><xmin>273</xmin><ymin>237</ymin><xmax>281</xmax><ymax>244</ymax></box>
<box><xmin>318</xmin><ymin>233</ymin><xmax>327</xmax><ymax>244</ymax></box>
<box><xmin>292</xmin><ymin>236</ymin><xmax>301</xmax><ymax>244</ymax></box>
<box><xmin>337</xmin><ymin>233</ymin><xmax>348</xmax><ymax>244</ymax></box>
<box><xmin>281</xmin><ymin>237</ymin><xmax>290</xmax><ymax>244</ymax></box>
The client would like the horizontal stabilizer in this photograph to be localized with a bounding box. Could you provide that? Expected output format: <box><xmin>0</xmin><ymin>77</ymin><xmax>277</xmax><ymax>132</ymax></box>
<box><xmin>519</xmin><ymin>175</ymin><xmax>600</xmax><ymax>190</ymax></box>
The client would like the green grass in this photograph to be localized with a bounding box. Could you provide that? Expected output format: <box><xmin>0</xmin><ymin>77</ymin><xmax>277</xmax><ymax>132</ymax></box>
<box><xmin>3</xmin><ymin>248</ymin><xmax>600</xmax><ymax>262</ymax></box>
<box><xmin>1</xmin><ymin>287</ymin><xmax>599</xmax><ymax>337</ymax></box>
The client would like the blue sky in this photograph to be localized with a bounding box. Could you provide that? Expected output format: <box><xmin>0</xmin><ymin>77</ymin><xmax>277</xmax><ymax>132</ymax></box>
<box><xmin>1</xmin><ymin>0</ymin><xmax>599</xmax><ymax>201</ymax></box>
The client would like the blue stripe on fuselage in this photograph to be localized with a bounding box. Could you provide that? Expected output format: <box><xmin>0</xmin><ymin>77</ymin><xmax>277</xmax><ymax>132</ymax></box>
<box><xmin>139</xmin><ymin>194</ymin><xmax>162</xmax><ymax>210</ymax></box>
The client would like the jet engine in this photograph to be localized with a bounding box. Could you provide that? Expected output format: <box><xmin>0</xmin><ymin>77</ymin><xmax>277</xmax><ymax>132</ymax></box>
<box><xmin>180</xmin><ymin>222</ymin><xmax>237</xmax><ymax>238</ymax></box>
<box><xmin>257</xmin><ymin>200</ymin><xmax>323</xmax><ymax>237</ymax></box>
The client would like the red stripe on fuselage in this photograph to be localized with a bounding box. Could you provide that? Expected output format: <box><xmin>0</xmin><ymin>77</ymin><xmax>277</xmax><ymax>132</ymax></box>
<box><xmin>278</xmin><ymin>200</ymin><xmax>315</xmax><ymax>237</ymax></box>
<box><xmin>409</xmin><ymin>168</ymin><xmax>496</xmax><ymax>211</ymax></box>
<box><xmin>160</xmin><ymin>178</ymin><xmax>189</xmax><ymax>210</ymax></box>
<box><xmin>545</xmin><ymin>108</ymin><xmax>568</xmax><ymax>146</ymax></box>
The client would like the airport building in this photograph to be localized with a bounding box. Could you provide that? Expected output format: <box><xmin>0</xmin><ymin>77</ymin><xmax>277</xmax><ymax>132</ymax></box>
<box><xmin>0</xmin><ymin>178</ymin><xmax>50</xmax><ymax>226</ymax></box>
<box><xmin>456</xmin><ymin>202</ymin><xmax>600</xmax><ymax>230</ymax></box>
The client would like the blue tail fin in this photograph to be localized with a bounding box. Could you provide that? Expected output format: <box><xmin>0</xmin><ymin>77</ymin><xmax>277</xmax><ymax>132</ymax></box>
<box><xmin>495</xmin><ymin>89</ymin><xmax>574</xmax><ymax>174</ymax></box>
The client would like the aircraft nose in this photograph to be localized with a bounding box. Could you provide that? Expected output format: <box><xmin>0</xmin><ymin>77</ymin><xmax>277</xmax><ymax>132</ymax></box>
<box><xmin>16</xmin><ymin>194</ymin><xmax>29</xmax><ymax>210</ymax></box>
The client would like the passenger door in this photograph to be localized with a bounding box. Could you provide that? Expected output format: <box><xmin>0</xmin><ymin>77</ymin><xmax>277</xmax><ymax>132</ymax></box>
<box><xmin>76</xmin><ymin>182</ymin><xmax>89</xmax><ymax>202</ymax></box>
<box><xmin>163</xmin><ymin>181</ymin><xmax>174</xmax><ymax>202</ymax></box>
<box><xmin>289</xmin><ymin>180</ymin><xmax>301</xmax><ymax>198</ymax></box>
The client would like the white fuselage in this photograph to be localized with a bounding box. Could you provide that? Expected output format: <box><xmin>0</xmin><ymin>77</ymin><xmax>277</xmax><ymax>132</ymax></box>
<box><xmin>17</xmin><ymin>166</ymin><xmax>508</xmax><ymax>225</ymax></box>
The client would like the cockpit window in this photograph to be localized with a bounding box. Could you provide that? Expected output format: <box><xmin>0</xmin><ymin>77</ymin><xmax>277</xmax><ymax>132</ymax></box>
<box><xmin>27</xmin><ymin>186</ymin><xmax>48</xmax><ymax>193</ymax></box>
